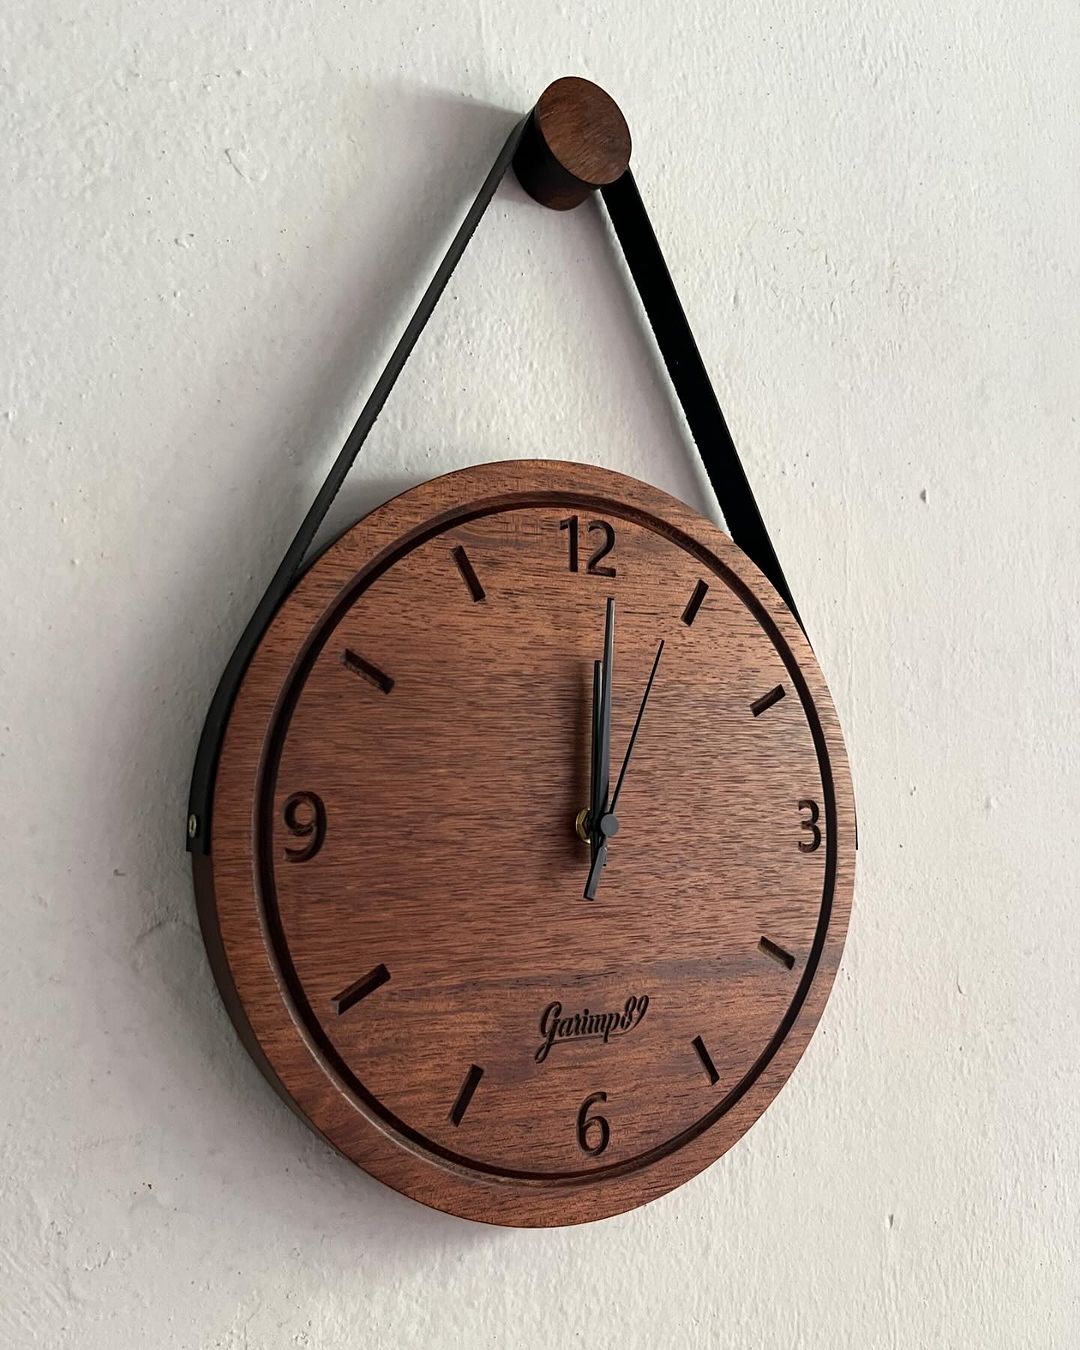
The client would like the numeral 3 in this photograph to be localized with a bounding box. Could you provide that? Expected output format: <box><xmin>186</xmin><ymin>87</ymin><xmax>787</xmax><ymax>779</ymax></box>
<box><xmin>797</xmin><ymin>799</ymin><xmax>822</xmax><ymax>853</ymax></box>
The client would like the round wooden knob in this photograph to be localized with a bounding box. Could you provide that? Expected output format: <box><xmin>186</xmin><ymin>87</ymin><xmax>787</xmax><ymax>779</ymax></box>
<box><xmin>513</xmin><ymin>76</ymin><xmax>631</xmax><ymax>211</ymax></box>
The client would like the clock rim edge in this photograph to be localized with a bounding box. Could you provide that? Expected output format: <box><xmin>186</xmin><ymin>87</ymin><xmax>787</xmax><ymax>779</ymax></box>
<box><xmin>192</xmin><ymin>457</ymin><xmax>856</xmax><ymax>1228</ymax></box>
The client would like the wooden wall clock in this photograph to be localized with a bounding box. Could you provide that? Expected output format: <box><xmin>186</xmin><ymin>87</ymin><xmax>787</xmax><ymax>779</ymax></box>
<box><xmin>187</xmin><ymin>78</ymin><xmax>855</xmax><ymax>1227</ymax></box>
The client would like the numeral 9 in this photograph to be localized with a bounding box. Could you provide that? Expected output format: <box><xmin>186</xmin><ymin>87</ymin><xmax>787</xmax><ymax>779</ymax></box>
<box><xmin>282</xmin><ymin>791</ymin><xmax>326</xmax><ymax>862</ymax></box>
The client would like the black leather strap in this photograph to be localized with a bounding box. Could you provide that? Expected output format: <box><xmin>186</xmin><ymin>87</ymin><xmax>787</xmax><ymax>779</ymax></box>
<box><xmin>601</xmin><ymin>172</ymin><xmax>801</xmax><ymax>628</ymax></box>
<box><xmin>187</xmin><ymin>114</ymin><xmax>799</xmax><ymax>853</ymax></box>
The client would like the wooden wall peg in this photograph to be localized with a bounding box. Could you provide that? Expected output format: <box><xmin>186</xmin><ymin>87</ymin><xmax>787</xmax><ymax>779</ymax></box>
<box><xmin>513</xmin><ymin>76</ymin><xmax>632</xmax><ymax>210</ymax></box>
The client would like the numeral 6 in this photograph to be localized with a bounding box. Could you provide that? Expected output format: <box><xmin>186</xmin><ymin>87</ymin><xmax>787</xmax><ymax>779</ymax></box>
<box><xmin>576</xmin><ymin>1091</ymin><xmax>611</xmax><ymax>1156</ymax></box>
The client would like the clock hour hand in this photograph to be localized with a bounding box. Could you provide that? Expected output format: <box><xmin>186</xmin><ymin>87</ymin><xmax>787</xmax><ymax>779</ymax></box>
<box><xmin>584</xmin><ymin>640</ymin><xmax>664</xmax><ymax>900</ymax></box>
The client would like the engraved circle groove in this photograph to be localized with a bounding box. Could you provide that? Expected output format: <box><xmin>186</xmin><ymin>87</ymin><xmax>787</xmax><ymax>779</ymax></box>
<box><xmin>254</xmin><ymin>489</ymin><xmax>839</xmax><ymax>1185</ymax></box>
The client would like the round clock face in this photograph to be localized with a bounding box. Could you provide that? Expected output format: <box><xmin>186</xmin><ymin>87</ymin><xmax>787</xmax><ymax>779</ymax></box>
<box><xmin>195</xmin><ymin>460</ymin><xmax>855</xmax><ymax>1226</ymax></box>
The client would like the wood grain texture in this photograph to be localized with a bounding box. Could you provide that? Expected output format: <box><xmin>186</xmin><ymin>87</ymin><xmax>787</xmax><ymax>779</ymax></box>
<box><xmin>513</xmin><ymin>76</ymin><xmax>632</xmax><ymax>210</ymax></box>
<box><xmin>193</xmin><ymin>460</ymin><xmax>856</xmax><ymax>1227</ymax></box>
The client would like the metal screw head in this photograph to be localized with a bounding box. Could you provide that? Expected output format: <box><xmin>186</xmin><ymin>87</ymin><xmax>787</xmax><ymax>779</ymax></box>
<box><xmin>188</xmin><ymin>814</ymin><xmax>198</xmax><ymax>839</ymax></box>
<box><xmin>598</xmin><ymin>812</ymin><xmax>620</xmax><ymax>839</ymax></box>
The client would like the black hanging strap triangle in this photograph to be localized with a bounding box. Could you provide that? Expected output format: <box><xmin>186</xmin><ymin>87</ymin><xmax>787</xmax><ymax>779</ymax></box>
<box><xmin>187</xmin><ymin>91</ymin><xmax>801</xmax><ymax>854</ymax></box>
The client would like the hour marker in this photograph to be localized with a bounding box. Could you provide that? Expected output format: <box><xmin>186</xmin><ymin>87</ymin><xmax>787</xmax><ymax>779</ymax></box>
<box><xmin>681</xmin><ymin>578</ymin><xmax>709</xmax><ymax>626</ymax></box>
<box><xmin>759</xmin><ymin>937</ymin><xmax>796</xmax><ymax>970</ymax></box>
<box><xmin>751</xmin><ymin>683</ymin><xmax>786</xmax><ymax>717</ymax></box>
<box><xmin>449</xmin><ymin>1064</ymin><xmax>484</xmax><ymax>1126</ymax></box>
<box><xmin>332</xmin><ymin>964</ymin><xmax>390</xmax><ymax>1015</ymax></box>
<box><xmin>692</xmin><ymin>1035</ymin><xmax>720</xmax><ymax>1086</ymax></box>
<box><xmin>342</xmin><ymin>648</ymin><xmax>394</xmax><ymax>694</ymax></box>
<box><xmin>451</xmin><ymin>545</ymin><xmax>486</xmax><ymax>602</ymax></box>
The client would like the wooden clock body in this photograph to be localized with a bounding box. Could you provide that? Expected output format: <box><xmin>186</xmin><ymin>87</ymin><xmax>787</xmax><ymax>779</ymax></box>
<box><xmin>193</xmin><ymin>459</ymin><xmax>855</xmax><ymax>1227</ymax></box>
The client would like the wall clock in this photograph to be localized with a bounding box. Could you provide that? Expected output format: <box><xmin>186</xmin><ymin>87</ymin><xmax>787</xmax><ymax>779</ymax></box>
<box><xmin>188</xmin><ymin>78</ymin><xmax>855</xmax><ymax>1227</ymax></box>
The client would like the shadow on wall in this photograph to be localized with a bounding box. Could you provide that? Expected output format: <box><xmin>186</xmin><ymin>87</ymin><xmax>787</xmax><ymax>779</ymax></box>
<box><xmin>109</xmin><ymin>84</ymin><xmax>526</xmax><ymax>1257</ymax></box>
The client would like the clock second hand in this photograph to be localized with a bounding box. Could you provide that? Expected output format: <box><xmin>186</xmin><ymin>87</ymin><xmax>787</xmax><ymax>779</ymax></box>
<box><xmin>584</xmin><ymin>638</ymin><xmax>665</xmax><ymax>900</ymax></box>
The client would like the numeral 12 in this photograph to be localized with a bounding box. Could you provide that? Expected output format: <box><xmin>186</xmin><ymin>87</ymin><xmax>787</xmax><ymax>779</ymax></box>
<box><xmin>559</xmin><ymin>517</ymin><xmax>616</xmax><ymax>577</ymax></box>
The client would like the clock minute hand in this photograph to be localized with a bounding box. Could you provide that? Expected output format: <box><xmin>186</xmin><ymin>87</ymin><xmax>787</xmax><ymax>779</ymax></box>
<box><xmin>583</xmin><ymin>817</ymin><xmax>616</xmax><ymax>901</ymax></box>
<box><xmin>584</xmin><ymin>639</ymin><xmax>664</xmax><ymax>900</ymax></box>
<box><xmin>597</xmin><ymin>596</ymin><xmax>615</xmax><ymax>822</ymax></box>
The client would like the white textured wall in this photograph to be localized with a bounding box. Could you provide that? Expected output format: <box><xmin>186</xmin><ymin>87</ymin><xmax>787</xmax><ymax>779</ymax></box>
<box><xmin>2</xmin><ymin>1</ymin><xmax>1078</xmax><ymax>1345</ymax></box>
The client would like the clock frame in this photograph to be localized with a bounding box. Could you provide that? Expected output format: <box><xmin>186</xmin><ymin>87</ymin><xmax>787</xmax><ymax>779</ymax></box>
<box><xmin>193</xmin><ymin>459</ymin><xmax>855</xmax><ymax>1227</ymax></box>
